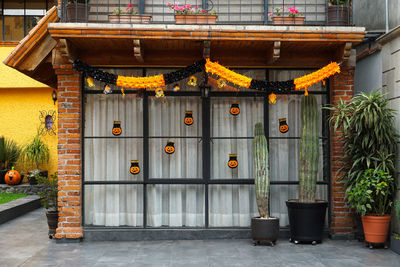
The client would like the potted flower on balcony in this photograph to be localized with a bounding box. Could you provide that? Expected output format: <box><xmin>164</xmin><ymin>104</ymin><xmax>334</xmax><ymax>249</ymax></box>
<box><xmin>66</xmin><ymin>0</ymin><xmax>90</xmax><ymax>23</ymax></box>
<box><xmin>328</xmin><ymin>0</ymin><xmax>351</xmax><ymax>25</ymax></box>
<box><xmin>251</xmin><ymin>123</ymin><xmax>279</xmax><ymax>246</ymax></box>
<box><xmin>36</xmin><ymin>172</ymin><xmax>58</xmax><ymax>239</ymax></box>
<box><xmin>346</xmin><ymin>169</ymin><xmax>395</xmax><ymax>247</ymax></box>
<box><xmin>286</xmin><ymin>95</ymin><xmax>327</xmax><ymax>244</ymax></box>
<box><xmin>166</xmin><ymin>2</ymin><xmax>218</xmax><ymax>25</ymax></box>
<box><xmin>268</xmin><ymin>6</ymin><xmax>305</xmax><ymax>25</ymax></box>
<box><xmin>391</xmin><ymin>201</ymin><xmax>400</xmax><ymax>254</ymax></box>
<box><xmin>109</xmin><ymin>3</ymin><xmax>152</xmax><ymax>23</ymax></box>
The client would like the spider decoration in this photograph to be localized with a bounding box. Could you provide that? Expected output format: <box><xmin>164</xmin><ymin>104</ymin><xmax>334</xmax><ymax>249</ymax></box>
<box><xmin>39</xmin><ymin>110</ymin><xmax>56</xmax><ymax>136</ymax></box>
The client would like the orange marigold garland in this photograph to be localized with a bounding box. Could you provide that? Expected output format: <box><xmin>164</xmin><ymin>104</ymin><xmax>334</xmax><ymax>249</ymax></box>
<box><xmin>205</xmin><ymin>58</ymin><xmax>252</xmax><ymax>88</ymax></box>
<box><xmin>294</xmin><ymin>62</ymin><xmax>340</xmax><ymax>94</ymax></box>
<box><xmin>116</xmin><ymin>74</ymin><xmax>165</xmax><ymax>89</ymax></box>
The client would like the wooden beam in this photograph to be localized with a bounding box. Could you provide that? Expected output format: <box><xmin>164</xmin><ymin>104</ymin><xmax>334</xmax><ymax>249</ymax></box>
<box><xmin>133</xmin><ymin>40</ymin><xmax>144</xmax><ymax>63</ymax></box>
<box><xmin>267</xmin><ymin>41</ymin><xmax>281</xmax><ymax>63</ymax></box>
<box><xmin>203</xmin><ymin>40</ymin><xmax>210</xmax><ymax>59</ymax></box>
<box><xmin>341</xmin><ymin>42</ymin><xmax>352</xmax><ymax>62</ymax></box>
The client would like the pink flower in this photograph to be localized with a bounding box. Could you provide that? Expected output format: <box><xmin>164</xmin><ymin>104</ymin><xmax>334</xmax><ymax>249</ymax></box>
<box><xmin>201</xmin><ymin>9</ymin><xmax>207</xmax><ymax>13</ymax></box>
<box><xmin>166</xmin><ymin>2</ymin><xmax>171</xmax><ymax>7</ymax></box>
<box><xmin>194</xmin><ymin>5</ymin><xmax>198</xmax><ymax>10</ymax></box>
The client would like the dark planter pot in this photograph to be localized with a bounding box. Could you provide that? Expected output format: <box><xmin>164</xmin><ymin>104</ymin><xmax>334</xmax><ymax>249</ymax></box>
<box><xmin>251</xmin><ymin>217</ymin><xmax>279</xmax><ymax>245</ymax></box>
<box><xmin>46</xmin><ymin>211</ymin><xmax>58</xmax><ymax>239</ymax></box>
<box><xmin>286</xmin><ymin>200</ymin><xmax>328</xmax><ymax>244</ymax></box>
<box><xmin>354</xmin><ymin>213</ymin><xmax>365</xmax><ymax>242</ymax></box>
<box><xmin>391</xmin><ymin>236</ymin><xmax>400</xmax><ymax>255</ymax></box>
<box><xmin>0</xmin><ymin>169</ymin><xmax>9</xmax><ymax>184</ymax></box>
<box><xmin>328</xmin><ymin>6</ymin><xmax>350</xmax><ymax>26</ymax></box>
<box><xmin>66</xmin><ymin>3</ymin><xmax>88</xmax><ymax>23</ymax></box>
<box><xmin>27</xmin><ymin>170</ymin><xmax>48</xmax><ymax>185</ymax></box>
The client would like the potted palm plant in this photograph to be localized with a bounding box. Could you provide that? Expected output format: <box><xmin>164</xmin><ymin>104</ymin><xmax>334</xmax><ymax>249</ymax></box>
<box><xmin>346</xmin><ymin>169</ymin><xmax>395</xmax><ymax>247</ymax></box>
<box><xmin>268</xmin><ymin>6</ymin><xmax>305</xmax><ymax>25</ymax></box>
<box><xmin>66</xmin><ymin>0</ymin><xmax>90</xmax><ymax>22</ymax></box>
<box><xmin>391</xmin><ymin>201</ymin><xmax>400</xmax><ymax>254</ymax></box>
<box><xmin>251</xmin><ymin>123</ymin><xmax>279</xmax><ymax>246</ymax></box>
<box><xmin>286</xmin><ymin>95</ymin><xmax>328</xmax><ymax>244</ymax></box>
<box><xmin>327</xmin><ymin>90</ymin><xmax>398</xmax><ymax>240</ymax></box>
<box><xmin>328</xmin><ymin>0</ymin><xmax>351</xmax><ymax>25</ymax></box>
<box><xmin>36</xmin><ymin>172</ymin><xmax>58</xmax><ymax>239</ymax></box>
<box><xmin>0</xmin><ymin>137</ymin><xmax>21</xmax><ymax>184</ymax></box>
<box><xmin>23</xmin><ymin>131</ymin><xmax>50</xmax><ymax>185</ymax></box>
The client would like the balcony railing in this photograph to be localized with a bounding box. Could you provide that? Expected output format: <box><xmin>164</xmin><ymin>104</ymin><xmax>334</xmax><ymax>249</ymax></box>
<box><xmin>60</xmin><ymin>0</ymin><xmax>353</xmax><ymax>26</ymax></box>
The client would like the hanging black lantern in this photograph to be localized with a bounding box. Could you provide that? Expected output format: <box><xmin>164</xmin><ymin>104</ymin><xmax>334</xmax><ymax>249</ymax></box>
<box><xmin>130</xmin><ymin>160</ymin><xmax>140</xmax><ymax>175</ymax></box>
<box><xmin>165</xmin><ymin>140</ymin><xmax>175</xmax><ymax>154</ymax></box>
<box><xmin>52</xmin><ymin>90</ymin><xmax>57</xmax><ymax>105</ymax></box>
<box><xmin>279</xmin><ymin>118</ymin><xmax>289</xmax><ymax>133</ymax></box>
<box><xmin>184</xmin><ymin>110</ymin><xmax>194</xmax><ymax>126</ymax></box>
<box><xmin>228</xmin><ymin>154</ymin><xmax>238</xmax><ymax>169</ymax></box>
<box><xmin>230</xmin><ymin>102</ymin><xmax>240</xmax><ymax>116</ymax></box>
<box><xmin>112</xmin><ymin>121</ymin><xmax>122</xmax><ymax>136</ymax></box>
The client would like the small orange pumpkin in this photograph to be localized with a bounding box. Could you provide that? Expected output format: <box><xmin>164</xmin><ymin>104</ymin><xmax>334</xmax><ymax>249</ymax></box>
<box><xmin>5</xmin><ymin>168</ymin><xmax>22</xmax><ymax>185</ymax></box>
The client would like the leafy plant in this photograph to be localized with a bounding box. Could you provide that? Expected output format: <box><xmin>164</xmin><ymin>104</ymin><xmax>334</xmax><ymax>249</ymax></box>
<box><xmin>0</xmin><ymin>136</ymin><xmax>21</xmax><ymax>170</ymax></box>
<box><xmin>36</xmin><ymin>172</ymin><xmax>58</xmax><ymax>211</ymax></box>
<box><xmin>268</xmin><ymin>6</ymin><xmax>303</xmax><ymax>17</ymax></box>
<box><xmin>346</xmin><ymin>169</ymin><xmax>395</xmax><ymax>216</ymax></box>
<box><xmin>326</xmin><ymin>90</ymin><xmax>398</xmax><ymax>197</ymax></box>
<box><xmin>166</xmin><ymin>2</ymin><xmax>217</xmax><ymax>15</ymax></box>
<box><xmin>253</xmin><ymin>123</ymin><xmax>270</xmax><ymax>218</ymax></box>
<box><xmin>299</xmin><ymin>95</ymin><xmax>319</xmax><ymax>202</ymax></box>
<box><xmin>23</xmin><ymin>131</ymin><xmax>50</xmax><ymax>170</ymax></box>
<box><xmin>329</xmin><ymin>0</ymin><xmax>350</xmax><ymax>5</ymax></box>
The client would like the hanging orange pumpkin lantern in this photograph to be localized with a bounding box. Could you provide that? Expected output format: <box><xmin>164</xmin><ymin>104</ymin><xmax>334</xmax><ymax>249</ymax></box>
<box><xmin>184</xmin><ymin>111</ymin><xmax>194</xmax><ymax>126</ymax></box>
<box><xmin>130</xmin><ymin>160</ymin><xmax>140</xmax><ymax>175</ymax></box>
<box><xmin>5</xmin><ymin>168</ymin><xmax>22</xmax><ymax>185</ymax></box>
<box><xmin>279</xmin><ymin>118</ymin><xmax>289</xmax><ymax>133</ymax></box>
<box><xmin>230</xmin><ymin>102</ymin><xmax>240</xmax><ymax>116</ymax></box>
<box><xmin>112</xmin><ymin>121</ymin><xmax>122</xmax><ymax>136</ymax></box>
<box><xmin>228</xmin><ymin>154</ymin><xmax>238</xmax><ymax>169</ymax></box>
<box><xmin>165</xmin><ymin>140</ymin><xmax>175</xmax><ymax>154</ymax></box>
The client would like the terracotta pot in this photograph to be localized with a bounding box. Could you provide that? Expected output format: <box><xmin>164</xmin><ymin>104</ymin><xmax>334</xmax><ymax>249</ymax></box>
<box><xmin>362</xmin><ymin>215</ymin><xmax>391</xmax><ymax>244</ymax></box>
<box><xmin>272</xmin><ymin>16</ymin><xmax>305</xmax><ymax>25</ymax></box>
<box><xmin>109</xmin><ymin>14</ymin><xmax>152</xmax><ymax>23</ymax></box>
<box><xmin>174</xmin><ymin>15</ymin><xmax>218</xmax><ymax>25</ymax></box>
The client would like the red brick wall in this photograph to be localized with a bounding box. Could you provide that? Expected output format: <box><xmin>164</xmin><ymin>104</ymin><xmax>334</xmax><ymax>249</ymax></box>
<box><xmin>54</xmin><ymin>64</ymin><xmax>83</xmax><ymax>240</ymax></box>
<box><xmin>329</xmin><ymin>66</ymin><xmax>355</xmax><ymax>236</ymax></box>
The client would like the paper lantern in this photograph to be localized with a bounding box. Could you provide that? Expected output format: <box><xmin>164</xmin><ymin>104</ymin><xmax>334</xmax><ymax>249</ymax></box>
<box><xmin>228</xmin><ymin>154</ymin><xmax>238</xmax><ymax>169</ymax></box>
<box><xmin>230</xmin><ymin>102</ymin><xmax>240</xmax><ymax>116</ymax></box>
<box><xmin>184</xmin><ymin>111</ymin><xmax>194</xmax><ymax>126</ymax></box>
<box><xmin>130</xmin><ymin>160</ymin><xmax>140</xmax><ymax>175</ymax></box>
<box><xmin>112</xmin><ymin>121</ymin><xmax>122</xmax><ymax>136</ymax></box>
<box><xmin>279</xmin><ymin>118</ymin><xmax>289</xmax><ymax>133</ymax></box>
<box><xmin>165</xmin><ymin>140</ymin><xmax>175</xmax><ymax>154</ymax></box>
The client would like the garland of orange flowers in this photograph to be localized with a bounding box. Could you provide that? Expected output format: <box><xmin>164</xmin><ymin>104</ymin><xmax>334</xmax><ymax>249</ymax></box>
<box><xmin>294</xmin><ymin>62</ymin><xmax>340</xmax><ymax>95</ymax></box>
<box><xmin>116</xmin><ymin>74</ymin><xmax>165</xmax><ymax>89</ymax></box>
<box><xmin>205</xmin><ymin>58</ymin><xmax>252</xmax><ymax>88</ymax></box>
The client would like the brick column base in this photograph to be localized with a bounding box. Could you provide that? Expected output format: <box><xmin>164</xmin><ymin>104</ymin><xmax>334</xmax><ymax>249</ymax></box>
<box><xmin>54</xmin><ymin>64</ymin><xmax>83</xmax><ymax>240</ymax></box>
<box><xmin>329</xmin><ymin>66</ymin><xmax>355</xmax><ymax>238</ymax></box>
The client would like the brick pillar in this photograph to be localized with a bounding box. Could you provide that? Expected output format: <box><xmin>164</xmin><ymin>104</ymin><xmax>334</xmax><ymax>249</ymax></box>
<box><xmin>329</xmin><ymin>66</ymin><xmax>355</xmax><ymax>237</ymax></box>
<box><xmin>54</xmin><ymin>64</ymin><xmax>83</xmax><ymax>240</ymax></box>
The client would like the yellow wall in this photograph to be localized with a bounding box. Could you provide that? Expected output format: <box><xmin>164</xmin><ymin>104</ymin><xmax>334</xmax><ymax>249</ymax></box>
<box><xmin>0</xmin><ymin>46</ymin><xmax>57</xmax><ymax>177</ymax></box>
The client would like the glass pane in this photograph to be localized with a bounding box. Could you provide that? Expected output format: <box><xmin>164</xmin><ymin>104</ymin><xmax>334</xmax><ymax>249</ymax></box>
<box><xmin>211</xmin><ymin>139</ymin><xmax>253</xmax><ymax>179</ymax></box>
<box><xmin>4</xmin><ymin>0</ymin><xmax>24</xmax><ymax>15</ymax></box>
<box><xmin>209</xmin><ymin>69</ymin><xmax>266</xmax><ymax>92</ymax></box>
<box><xmin>149</xmin><ymin>96</ymin><xmax>202</xmax><ymax>137</ymax></box>
<box><xmin>84</xmin><ymin>185</ymin><xmax>143</xmax><ymax>227</ymax></box>
<box><xmin>269</xmin><ymin>69</ymin><xmax>327</xmax><ymax>92</ymax></box>
<box><xmin>146</xmin><ymin>68</ymin><xmax>202</xmax><ymax>92</ymax></box>
<box><xmin>211</xmin><ymin>97</ymin><xmax>264</xmax><ymax>138</ymax></box>
<box><xmin>26</xmin><ymin>0</ymin><xmax>46</xmax><ymax>16</ymax></box>
<box><xmin>47</xmin><ymin>0</ymin><xmax>56</xmax><ymax>9</ymax></box>
<box><xmin>270</xmin><ymin>184</ymin><xmax>328</xmax><ymax>227</ymax></box>
<box><xmin>84</xmin><ymin>139</ymin><xmax>144</xmax><ymax>181</ymax></box>
<box><xmin>269</xmin><ymin>138</ymin><xmax>325</xmax><ymax>182</ymax></box>
<box><xmin>4</xmin><ymin>17</ymin><xmax>24</xmax><ymax>40</ymax></box>
<box><xmin>149</xmin><ymin>138</ymin><xmax>202</xmax><ymax>179</ymax></box>
<box><xmin>209</xmin><ymin>185</ymin><xmax>258</xmax><ymax>227</ymax></box>
<box><xmin>147</xmin><ymin>185</ymin><xmax>204</xmax><ymax>227</ymax></box>
<box><xmin>269</xmin><ymin>94</ymin><xmax>325</xmax><ymax>138</ymax></box>
<box><xmin>25</xmin><ymin>16</ymin><xmax>41</xmax><ymax>34</ymax></box>
<box><xmin>84</xmin><ymin>94</ymin><xmax>143</xmax><ymax>137</ymax></box>
<box><xmin>0</xmin><ymin>18</ymin><xmax>3</xmax><ymax>41</ymax></box>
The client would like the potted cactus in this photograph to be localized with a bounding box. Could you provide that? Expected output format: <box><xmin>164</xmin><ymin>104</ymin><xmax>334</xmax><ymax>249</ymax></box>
<box><xmin>251</xmin><ymin>123</ymin><xmax>279</xmax><ymax>246</ymax></box>
<box><xmin>286</xmin><ymin>95</ymin><xmax>328</xmax><ymax>244</ymax></box>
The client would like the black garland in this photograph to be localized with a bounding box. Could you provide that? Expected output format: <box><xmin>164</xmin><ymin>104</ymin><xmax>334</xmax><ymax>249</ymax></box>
<box><xmin>249</xmin><ymin>79</ymin><xmax>295</xmax><ymax>94</ymax></box>
<box><xmin>73</xmin><ymin>59</ymin><xmax>295</xmax><ymax>93</ymax></box>
<box><xmin>163</xmin><ymin>59</ymin><xmax>206</xmax><ymax>85</ymax></box>
<box><xmin>73</xmin><ymin>59</ymin><xmax>118</xmax><ymax>85</ymax></box>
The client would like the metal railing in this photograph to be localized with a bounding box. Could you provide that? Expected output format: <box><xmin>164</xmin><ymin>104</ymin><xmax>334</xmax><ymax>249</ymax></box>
<box><xmin>59</xmin><ymin>0</ymin><xmax>353</xmax><ymax>26</ymax></box>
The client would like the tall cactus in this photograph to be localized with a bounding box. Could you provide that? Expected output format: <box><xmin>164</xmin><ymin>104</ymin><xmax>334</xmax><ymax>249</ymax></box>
<box><xmin>299</xmin><ymin>95</ymin><xmax>319</xmax><ymax>202</ymax></box>
<box><xmin>253</xmin><ymin>122</ymin><xmax>270</xmax><ymax>218</ymax></box>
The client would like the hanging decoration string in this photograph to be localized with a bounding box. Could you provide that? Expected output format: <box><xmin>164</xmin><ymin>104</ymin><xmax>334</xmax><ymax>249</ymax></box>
<box><xmin>73</xmin><ymin>59</ymin><xmax>340</xmax><ymax>95</ymax></box>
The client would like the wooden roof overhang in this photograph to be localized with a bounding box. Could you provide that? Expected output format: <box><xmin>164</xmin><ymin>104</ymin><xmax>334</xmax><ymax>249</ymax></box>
<box><xmin>4</xmin><ymin>14</ymin><xmax>365</xmax><ymax>88</ymax></box>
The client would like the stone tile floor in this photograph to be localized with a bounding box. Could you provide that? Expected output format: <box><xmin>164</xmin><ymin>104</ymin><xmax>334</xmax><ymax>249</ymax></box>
<box><xmin>0</xmin><ymin>209</ymin><xmax>399</xmax><ymax>267</ymax></box>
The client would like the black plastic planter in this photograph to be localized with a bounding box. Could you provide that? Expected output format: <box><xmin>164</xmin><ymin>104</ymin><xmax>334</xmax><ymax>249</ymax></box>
<box><xmin>46</xmin><ymin>211</ymin><xmax>58</xmax><ymax>239</ymax></box>
<box><xmin>286</xmin><ymin>200</ymin><xmax>328</xmax><ymax>244</ymax></box>
<box><xmin>251</xmin><ymin>217</ymin><xmax>279</xmax><ymax>246</ymax></box>
<box><xmin>391</xmin><ymin>236</ymin><xmax>400</xmax><ymax>255</ymax></box>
